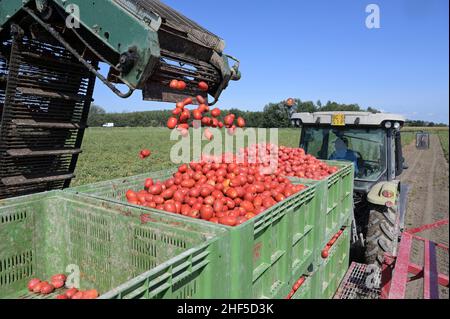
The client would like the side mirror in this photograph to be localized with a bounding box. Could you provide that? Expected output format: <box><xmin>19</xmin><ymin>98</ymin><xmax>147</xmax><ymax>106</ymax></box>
<box><xmin>395</xmin><ymin>133</ymin><xmax>404</xmax><ymax>176</ymax></box>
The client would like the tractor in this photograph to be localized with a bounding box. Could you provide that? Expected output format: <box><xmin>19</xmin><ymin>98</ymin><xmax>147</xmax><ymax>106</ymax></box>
<box><xmin>291</xmin><ymin>112</ymin><xmax>409</xmax><ymax>266</ymax></box>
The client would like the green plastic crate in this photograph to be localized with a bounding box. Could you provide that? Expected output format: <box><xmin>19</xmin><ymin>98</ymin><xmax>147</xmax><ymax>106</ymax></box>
<box><xmin>315</xmin><ymin>225</ymin><xmax>351</xmax><ymax>299</ymax></box>
<box><xmin>288</xmin><ymin>161</ymin><xmax>354</xmax><ymax>250</ymax></box>
<box><xmin>0</xmin><ymin>191</ymin><xmax>229</xmax><ymax>299</ymax></box>
<box><xmin>67</xmin><ymin>171</ymin><xmax>324</xmax><ymax>299</ymax></box>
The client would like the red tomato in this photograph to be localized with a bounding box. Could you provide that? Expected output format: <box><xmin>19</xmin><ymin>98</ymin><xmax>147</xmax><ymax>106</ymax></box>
<box><xmin>140</xmin><ymin>149</ymin><xmax>151</xmax><ymax>158</ymax></box>
<box><xmin>172</xmin><ymin>107</ymin><xmax>182</xmax><ymax>116</ymax></box>
<box><xmin>213</xmin><ymin>201</ymin><xmax>224</xmax><ymax>213</ymax></box>
<box><xmin>83</xmin><ymin>289</ymin><xmax>99</xmax><ymax>299</ymax></box>
<box><xmin>240</xmin><ymin>201</ymin><xmax>255</xmax><ymax>213</ymax></box>
<box><xmin>178</xmin><ymin>164</ymin><xmax>188</xmax><ymax>173</ymax></box>
<box><xmin>164</xmin><ymin>202</ymin><xmax>177</xmax><ymax>213</ymax></box>
<box><xmin>201</xmin><ymin>117</ymin><xmax>212</xmax><ymax>126</ymax></box>
<box><xmin>200</xmin><ymin>205</ymin><xmax>214</xmax><ymax>220</ymax></box>
<box><xmin>237</xmin><ymin>117</ymin><xmax>246</xmax><ymax>128</ymax></box>
<box><xmin>225</xmin><ymin>188</ymin><xmax>238</xmax><ymax>199</ymax></box>
<box><xmin>223</xmin><ymin>114</ymin><xmax>235</xmax><ymax>127</ymax></box>
<box><xmin>180</xmin><ymin>109</ymin><xmax>191</xmax><ymax>122</ymax></box>
<box><xmin>198</xmin><ymin>104</ymin><xmax>209</xmax><ymax>113</ymax></box>
<box><xmin>321</xmin><ymin>249</ymin><xmax>329</xmax><ymax>259</ymax></box>
<box><xmin>193</xmin><ymin>109</ymin><xmax>203</xmax><ymax>120</ymax></box>
<box><xmin>196</xmin><ymin>95</ymin><xmax>206</xmax><ymax>104</ymax></box>
<box><xmin>126</xmin><ymin>190</ymin><xmax>137</xmax><ymax>201</ymax></box>
<box><xmin>169</xmin><ymin>79</ymin><xmax>179</xmax><ymax>89</ymax></box>
<box><xmin>33</xmin><ymin>282</ymin><xmax>45</xmax><ymax>293</ymax></box>
<box><xmin>51</xmin><ymin>280</ymin><xmax>65</xmax><ymax>289</ymax></box>
<box><xmin>177</xmin><ymin>80</ymin><xmax>186</xmax><ymax>90</ymax></box>
<box><xmin>219</xmin><ymin>216</ymin><xmax>237</xmax><ymax>226</ymax></box>
<box><xmin>144</xmin><ymin>178</ymin><xmax>154</xmax><ymax>189</ymax></box>
<box><xmin>65</xmin><ymin>288</ymin><xmax>79</xmax><ymax>299</ymax></box>
<box><xmin>28</xmin><ymin>278</ymin><xmax>41</xmax><ymax>292</ymax></box>
<box><xmin>211</xmin><ymin>108</ymin><xmax>221</xmax><ymax>118</ymax></box>
<box><xmin>56</xmin><ymin>294</ymin><xmax>69</xmax><ymax>300</ymax></box>
<box><xmin>209</xmin><ymin>217</ymin><xmax>219</xmax><ymax>224</ymax></box>
<box><xmin>183</xmin><ymin>97</ymin><xmax>193</xmax><ymax>106</ymax></box>
<box><xmin>71</xmin><ymin>291</ymin><xmax>85</xmax><ymax>300</ymax></box>
<box><xmin>148</xmin><ymin>184</ymin><xmax>163</xmax><ymax>195</ymax></box>
<box><xmin>167</xmin><ymin>117</ymin><xmax>178</xmax><ymax>129</ymax></box>
<box><xmin>161</xmin><ymin>189</ymin><xmax>174</xmax><ymax>200</ymax></box>
<box><xmin>40</xmin><ymin>283</ymin><xmax>55</xmax><ymax>294</ymax></box>
<box><xmin>198</xmin><ymin>81</ymin><xmax>209</xmax><ymax>91</ymax></box>
<box><xmin>244</xmin><ymin>212</ymin><xmax>256</xmax><ymax>219</ymax></box>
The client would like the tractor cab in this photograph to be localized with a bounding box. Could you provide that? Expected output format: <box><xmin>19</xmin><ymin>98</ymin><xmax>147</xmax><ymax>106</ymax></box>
<box><xmin>291</xmin><ymin>112</ymin><xmax>406</xmax><ymax>194</ymax></box>
<box><xmin>291</xmin><ymin>112</ymin><xmax>408</xmax><ymax>266</ymax></box>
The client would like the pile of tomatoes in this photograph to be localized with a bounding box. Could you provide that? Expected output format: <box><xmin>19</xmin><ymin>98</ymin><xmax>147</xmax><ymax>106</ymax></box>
<box><xmin>126</xmin><ymin>160</ymin><xmax>306</xmax><ymax>226</ymax></box>
<box><xmin>27</xmin><ymin>275</ymin><xmax>99</xmax><ymax>299</ymax></box>
<box><xmin>321</xmin><ymin>227</ymin><xmax>346</xmax><ymax>259</ymax></box>
<box><xmin>238</xmin><ymin>144</ymin><xmax>339</xmax><ymax>180</ymax></box>
<box><xmin>166</xmin><ymin>80</ymin><xmax>246</xmax><ymax>139</ymax></box>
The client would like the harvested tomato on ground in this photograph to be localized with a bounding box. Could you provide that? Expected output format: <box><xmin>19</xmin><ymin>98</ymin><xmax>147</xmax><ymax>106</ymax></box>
<box><xmin>140</xmin><ymin>149</ymin><xmax>151</xmax><ymax>159</ymax></box>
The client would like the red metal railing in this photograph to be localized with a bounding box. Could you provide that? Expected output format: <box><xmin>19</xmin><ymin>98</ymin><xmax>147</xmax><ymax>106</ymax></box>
<box><xmin>381</xmin><ymin>219</ymin><xmax>449</xmax><ymax>299</ymax></box>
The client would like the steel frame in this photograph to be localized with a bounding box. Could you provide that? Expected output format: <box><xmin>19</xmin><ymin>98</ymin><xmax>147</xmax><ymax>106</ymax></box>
<box><xmin>380</xmin><ymin>219</ymin><xmax>449</xmax><ymax>299</ymax></box>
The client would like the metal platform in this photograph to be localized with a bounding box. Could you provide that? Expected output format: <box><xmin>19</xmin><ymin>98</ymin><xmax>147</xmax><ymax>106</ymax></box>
<box><xmin>334</xmin><ymin>262</ymin><xmax>381</xmax><ymax>299</ymax></box>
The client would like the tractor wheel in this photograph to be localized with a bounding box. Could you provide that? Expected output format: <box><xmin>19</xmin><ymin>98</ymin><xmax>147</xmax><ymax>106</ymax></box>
<box><xmin>365</xmin><ymin>208</ymin><xmax>396</xmax><ymax>267</ymax></box>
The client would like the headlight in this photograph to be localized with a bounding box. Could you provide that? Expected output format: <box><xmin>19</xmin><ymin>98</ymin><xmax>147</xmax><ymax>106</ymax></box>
<box><xmin>384</xmin><ymin>121</ymin><xmax>392</xmax><ymax>129</ymax></box>
<box><xmin>394</xmin><ymin>122</ymin><xmax>401</xmax><ymax>129</ymax></box>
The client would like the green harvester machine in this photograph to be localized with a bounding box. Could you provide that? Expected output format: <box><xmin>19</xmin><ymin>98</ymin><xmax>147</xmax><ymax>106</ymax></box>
<box><xmin>0</xmin><ymin>0</ymin><xmax>240</xmax><ymax>199</ymax></box>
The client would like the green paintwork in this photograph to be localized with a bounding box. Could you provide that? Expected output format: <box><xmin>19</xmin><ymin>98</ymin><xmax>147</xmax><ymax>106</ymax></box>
<box><xmin>52</xmin><ymin>0</ymin><xmax>160</xmax><ymax>89</ymax></box>
<box><xmin>367</xmin><ymin>180</ymin><xmax>399</xmax><ymax>207</ymax></box>
<box><xmin>0</xmin><ymin>0</ymin><xmax>160</xmax><ymax>89</ymax></box>
<box><xmin>0</xmin><ymin>0</ymin><xmax>31</xmax><ymax>27</ymax></box>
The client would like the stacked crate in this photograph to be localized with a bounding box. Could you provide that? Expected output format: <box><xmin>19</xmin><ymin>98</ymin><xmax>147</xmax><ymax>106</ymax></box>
<box><xmin>287</xmin><ymin>161</ymin><xmax>354</xmax><ymax>299</ymax></box>
<box><xmin>0</xmin><ymin>161</ymin><xmax>354</xmax><ymax>299</ymax></box>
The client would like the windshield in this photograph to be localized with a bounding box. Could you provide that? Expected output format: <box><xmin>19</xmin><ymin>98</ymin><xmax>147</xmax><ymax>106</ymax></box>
<box><xmin>301</xmin><ymin>127</ymin><xmax>387</xmax><ymax>181</ymax></box>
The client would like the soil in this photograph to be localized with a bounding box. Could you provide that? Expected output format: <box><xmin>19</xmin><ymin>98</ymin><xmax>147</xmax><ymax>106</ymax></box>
<box><xmin>400</xmin><ymin>134</ymin><xmax>449</xmax><ymax>299</ymax></box>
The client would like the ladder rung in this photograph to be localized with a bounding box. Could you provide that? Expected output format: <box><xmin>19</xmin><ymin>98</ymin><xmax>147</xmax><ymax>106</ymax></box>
<box><xmin>20</xmin><ymin>51</ymin><xmax>84</xmax><ymax>69</ymax></box>
<box><xmin>12</xmin><ymin>119</ymin><xmax>84</xmax><ymax>129</ymax></box>
<box><xmin>7</xmin><ymin>148</ymin><xmax>82</xmax><ymax>157</ymax></box>
<box><xmin>1</xmin><ymin>174</ymin><xmax>75</xmax><ymax>186</ymax></box>
<box><xmin>17</xmin><ymin>87</ymin><xmax>86</xmax><ymax>101</ymax></box>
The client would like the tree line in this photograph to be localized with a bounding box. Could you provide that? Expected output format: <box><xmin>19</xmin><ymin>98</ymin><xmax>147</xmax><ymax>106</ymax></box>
<box><xmin>87</xmin><ymin>99</ymin><xmax>447</xmax><ymax>128</ymax></box>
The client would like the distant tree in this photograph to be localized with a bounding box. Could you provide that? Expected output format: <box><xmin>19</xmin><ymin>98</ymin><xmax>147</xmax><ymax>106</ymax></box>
<box><xmin>317</xmin><ymin>100</ymin><xmax>322</xmax><ymax>108</ymax></box>
<box><xmin>367</xmin><ymin>107</ymin><xmax>380</xmax><ymax>113</ymax></box>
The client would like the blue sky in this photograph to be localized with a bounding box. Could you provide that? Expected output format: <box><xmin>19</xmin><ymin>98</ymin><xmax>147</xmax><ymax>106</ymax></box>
<box><xmin>93</xmin><ymin>0</ymin><xmax>449</xmax><ymax>123</ymax></box>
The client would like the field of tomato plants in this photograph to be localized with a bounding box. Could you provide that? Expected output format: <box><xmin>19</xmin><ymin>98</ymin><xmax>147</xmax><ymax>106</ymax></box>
<box><xmin>73</xmin><ymin>128</ymin><xmax>301</xmax><ymax>186</ymax></box>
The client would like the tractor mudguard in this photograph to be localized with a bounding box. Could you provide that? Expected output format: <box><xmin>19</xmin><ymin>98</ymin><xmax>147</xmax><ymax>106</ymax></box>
<box><xmin>367</xmin><ymin>181</ymin><xmax>399</xmax><ymax>207</ymax></box>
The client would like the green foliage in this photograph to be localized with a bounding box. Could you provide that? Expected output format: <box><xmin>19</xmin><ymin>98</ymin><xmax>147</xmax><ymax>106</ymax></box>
<box><xmin>438</xmin><ymin>130</ymin><xmax>449</xmax><ymax>162</ymax></box>
<box><xmin>405</xmin><ymin>120</ymin><xmax>448</xmax><ymax>127</ymax></box>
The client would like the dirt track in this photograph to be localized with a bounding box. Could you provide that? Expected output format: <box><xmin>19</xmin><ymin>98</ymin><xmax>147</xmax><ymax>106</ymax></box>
<box><xmin>400</xmin><ymin>135</ymin><xmax>449</xmax><ymax>299</ymax></box>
